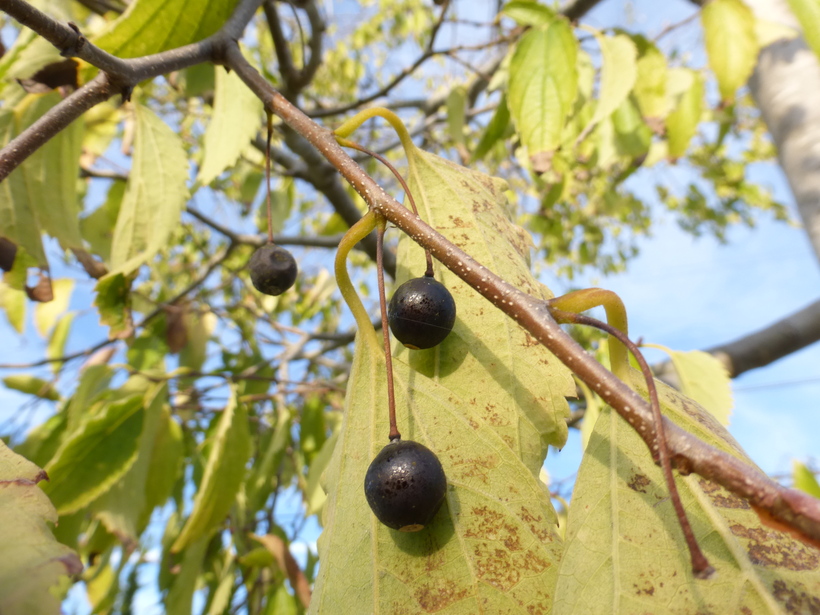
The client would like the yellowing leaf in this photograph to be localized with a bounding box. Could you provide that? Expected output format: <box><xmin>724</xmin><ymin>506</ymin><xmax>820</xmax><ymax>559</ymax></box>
<box><xmin>93</xmin><ymin>0</ymin><xmax>241</xmax><ymax>58</ymax></box>
<box><xmin>787</xmin><ymin>0</ymin><xmax>820</xmax><ymax>59</ymax></box>
<box><xmin>702</xmin><ymin>0</ymin><xmax>759</xmax><ymax>102</ymax></box>
<box><xmin>508</xmin><ymin>19</ymin><xmax>578</xmax><ymax>171</ymax></box>
<box><xmin>793</xmin><ymin>461</ymin><xmax>820</xmax><ymax>499</ymax></box>
<box><xmin>172</xmin><ymin>389</ymin><xmax>251</xmax><ymax>552</ymax></box>
<box><xmin>584</xmin><ymin>33</ymin><xmax>638</xmax><ymax>131</ymax></box>
<box><xmin>555</xmin><ymin>372</ymin><xmax>820</xmax><ymax>613</ymax></box>
<box><xmin>43</xmin><ymin>395</ymin><xmax>145</xmax><ymax>515</ymax></box>
<box><xmin>0</xmin><ymin>440</ymin><xmax>82</xmax><ymax>615</ymax></box>
<box><xmin>0</xmin><ymin>282</ymin><xmax>26</xmax><ymax>333</ymax></box>
<box><xmin>197</xmin><ymin>65</ymin><xmax>263</xmax><ymax>187</ymax></box>
<box><xmin>34</xmin><ymin>278</ymin><xmax>73</xmax><ymax>338</ymax></box>
<box><xmin>107</xmin><ymin>103</ymin><xmax>189</xmax><ymax>277</ymax></box>
<box><xmin>310</xmin><ymin>151</ymin><xmax>573</xmax><ymax>613</ymax></box>
<box><xmin>633</xmin><ymin>36</ymin><xmax>669</xmax><ymax>120</ymax></box>
<box><xmin>646</xmin><ymin>344</ymin><xmax>733</xmax><ymax>426</ymax></box>
<box><xmin>666</xmin><ymin>68</ymin><xmax>703</xmax><ymax>159</ymax></box>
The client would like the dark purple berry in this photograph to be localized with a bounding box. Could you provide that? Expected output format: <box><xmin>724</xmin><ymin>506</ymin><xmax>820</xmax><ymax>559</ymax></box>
<box><xmin>248</xmin><ymin>244</ymin><xmax>297</xmax><ymax>296</ymax></box>
<box><xmin>387</xmin><ymin>276</ymin><xmax>456</xmax><ymax>349</ymax></box>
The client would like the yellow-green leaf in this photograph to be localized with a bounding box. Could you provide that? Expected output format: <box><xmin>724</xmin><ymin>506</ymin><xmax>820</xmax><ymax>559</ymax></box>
<box><xmin>647</xmin><ymin>344</ymin><xmax>733</xmax><ymax>425</ymax></box>
<box><xmin>93</xmin><ymin>0</ymin><xmax>241</xmax><ymax>58</ymax></box>
<box><xmin>446</xmin><ymin>85</ymin><xmax>467</xmax><ymax>146</ymax></box>
<box><xmin>793</xmin><ymin>461</ymin><xmax>820</xmax><ymax>498</ymax></box>
<box><xmin>2</xmin><ymin>375</ymin><xmax>59</xmax><ymax>401</ymax></box>
<box><xmin>508</xmin><ymin>19</ymin><xmax>578</xmax><ymax>171</ymax></box>
<box><xmin>172</xmin><ymin>389</ymin><xmax>251</xmax><ymax>552</ymax></box>
<box><xmin>787</xmin><ymin>0</ymin><xmax>820</xmax><ymax>59</ymax></box>
<box><xmin>310</xmin><ymin>151</ymin><xmax>573</xmax><ymax>613</ymax></box>
<box><xmin>197</xmin><ymin>65</ymin><xmax>263</xmax><ymax>187</ymax></box>
<box><xmin>0</xmin><ymin>440</ymin><xmax>82</xmax><ymax>615</ymax></box>
<box><xmin>555</xmin><ymin>371</ymin><xmax>820</xmax><ymax>613</ymax></box>
<box><xmin>43</xmin><ymin>395</ymin><xmax>145</xmax><ymax>515</ymax></box>
<box><xmin>0</xmin><ymin>282</ymin><xmax>26</xmax><ymax>333</ymax></box>
<box><xmin>33</xmin><ymin>278</ymin><xmax>73</xmax><ymax>338</ymax></box>
<box><xmin>585</xmin><ymin>33</ymin><xmax>637</xmax><ymax>131</ymax></box>
<box><xmin>702</xmin><ymin>0</ymin><xmax>759</xmax><ymax>102</ymax></box>
<box><xmin>107</xmin><ymin>103</ymin><xmax>189</xmax><ymax>277</ymax></box>
<box><xmin>633</xmin><ymin>36</ymin><xmax>669</xmax><ymax>120</ymax></box>
<box><xmin>501</xmin><ymin>0</ymin><xmax>555</xmax><ymax>26</ymax></box>
<box><xmin>472</xmin><ymin>93</ymin><xmax>510</xmax><ymax>161</ymax></box>
<box><xmin>666</xmin><ymin>68</ymin><xmax>703</xmax><ymax>159</ymax></box>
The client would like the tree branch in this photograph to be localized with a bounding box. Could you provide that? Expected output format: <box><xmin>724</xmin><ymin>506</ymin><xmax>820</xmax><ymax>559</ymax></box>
<box><xmin>224</xmin><ymin>41</ymin><xmax>820</xmax><ymax>548</ymax></box>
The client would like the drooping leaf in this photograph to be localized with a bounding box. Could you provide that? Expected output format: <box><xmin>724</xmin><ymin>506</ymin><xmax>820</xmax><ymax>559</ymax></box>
<box><xmin>93</xmin><ymin>272</ymin><xmax>132</xmax><ymax>336</ymax></box>
<box><xmin>93</xmin><ymin>384</ymin><xmax>167</xmax><ymax>545</ymax></box>
<box><xmin>46</xmin><ymin>314</ymin><xmax>73</xmax><ymax>370</ymax></box>
<box><xmin>196</xmin><ymin>65</ymin><xmax>264</xmax><ymax>187</ymax></box>
<box><xmin>172</xmin><ymin>389</ymin><xmax>252</xmax><ymax>552</ymax></box>
<box><xmin>647</xmin><ymin>344</ymin><xmax>733</xmax><ymax>425</ymax></box>
<box><xmin>508</xmin><ymin>18</ymin><xmax>578</xmax><ymax>172</ymax></box>
<box><xmin>142</xmin><ymin>405</ymin><xmax>184</xmax><ymax>523</ymax></box>
<box><xmin>80</xmin><ymin>180</ymin><xmax>125</xmax><ymax>265</ymax></box>
<box><xmin>164</xmin><ymin>537</ymin><xmax>209</xmax><ymax>615</ymax></box>
<box><xmin>3</xmin><ymin>375</ymin><xmax>60</xmax><ymax>401</ymax></box>
<box><xmin>787</xmin><ymin>0</ymin><xmax>820</xmax><ymax>59</ymax></box>
<box><xmin>0</xmin><ymin>282</ymin><xmax>26</xmax><ymax>333</ymax></box>
<box><xmin>34</xmin><ymin>278</ymin><xmax>73</xmax><ymax>337</ymax></box>
<box><xmin>666</xmin><ymin>68</ymin><xmax>703</xmax><ymax>159</ymax></box>
<box><xmin>702</xmin><ymin>0</ymin><xmax>759</xmax><ymax>102</ymax></box>
<box><xmin>0</xmin><ymin>440</ymin><xmax>82</xmax><ymax>615</ymax></box>
<box><xmin>445</xmin><ymin>85</ymin><xmax>467</xmax><ymax>147</ymax></box>
<box><xmin>107</xmin><ymin>102</ymin><xmax>189</xmax><ymax>277</ymax></box>
<box><xmin>554</xmin><ymin>371</ymin><xmax>820</xmax><ymax>613</ymax></box>
<box><xmin>310</xmin><ymin>150</ymin><xmax>573</xmax><ymax>614</ymax></box>
<box><xmin>472</xmin><ymin>93</ymin><xmax>511</xmax><ymax>161</ymax></box>
<box><xmin>42</xmin><ymin>394</ymin><xmax>145</xmax><ymax>515</ymax></box>
<box><xmin>0</xmin><ymin>90</ymin><xmax>84</xmax><ymax>267</ymax></box>
<box><xmin>93</xmin><ymin>0</ymin><xmax>241</xmax><ymax>58</ymax></box>
<box><xmin>632</xmin><ymin>35</ymin><xmax>669</xmax><ymax>121</ymax></box>
<box><xmin>583</xmin><ymin>33</ymin><xmax>638</xmax><ymax>132</ymax></box>
<box><xmin>793</xmin><ymin>461</ymin><xmax>820</xmax><ymax>499</ymax></box>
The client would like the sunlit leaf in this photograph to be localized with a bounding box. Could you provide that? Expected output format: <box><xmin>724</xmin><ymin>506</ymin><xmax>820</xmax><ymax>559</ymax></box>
<box><xmin>197</xmin><ymin>65</ymin><xmax>263</xmax><ymax>187</ymax></box>
<box><xmin>584</xmin><ymin>33</ymin><xmax>637</xmax><ymax>132</ymax></box>
<box><xmin>164</xmin><ymin>537</ymin><xmax>209</xmax><ymax>615</ymax></box>
<box><xmin>0</xmin><ymin>440</ymin><xmax>82</xmax><ymax>615</ymax></box>
<box><xmin>172</xmin><ymin>389</ymin><xmax>251</xmax><ymax>552</ymax></box>
<box><xmin>33</xmin><ymin>279</ymin><xmax>73</xmax><ymax>338</ymax></box>
<box><xmin>793</xmin><ymin>461</ymin><xmax>820</xmax><ymax>499</ymax></box>
<box><xmin>787</xmin><ymin>0</ymin><xmax>820</xmax><ymax>59</ymax></box>
<box><xmin>107</xmin><ymin>103</ymin><xmax>189</xmax><ymax>277</ymax></box>
<box><xmin>666</xmin><ymin>68</ymin><xmax>703</xmax><ymax>159</ymax></box>
<box><xmin>508</xmin><ymin>19</ymin><xmax>578</xmax><ymax>172</ymax></box>
<box><xmin>446</xmin><ymin>85</ymin><xmax>467</xmax><ymax>146</ymax></box>
<box><xmin>43</xmin><ymin>395</ymin><xmax>145</xmax><ymax>515</ymax></box>
<box><xmin>3</xmin><ymin>375</ymin><xmax>59</xmax><ymax>401</ymax></box>
<box><xmin>702</xmin><ymin>0</ymin><xmax>759</xmax><ymax>102</ymax></box>
<box><xmin>0</xmin><ymin>282</ymin><xmax>26</xmax><ymax>333</ymax></box>
<box><xmin>310</xmin><ymin>151</ymin><xmax>573</xmax><ymax>613</ymax></box>
<box><xmin>501</xmin><ymin>0</ymin><xmax>555</xmax><ymax>26</ymax></box>
<box><xmin>93</xmin><ymin>0</ymin><xmax>241</xmax><ymax>58</ymax></box>
<box><xmin>632</xmin><ymin>36</ymin><xmax>669</xmax><ymax>120</ymax></box>
<box><xmin>554</xmin><ymin>371</ymin><xmax>820</xmax><ymax>612</ymax></box>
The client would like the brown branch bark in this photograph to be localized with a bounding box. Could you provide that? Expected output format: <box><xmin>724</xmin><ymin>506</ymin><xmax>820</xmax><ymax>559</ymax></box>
<box><xmin>223</xmin><ymin>42</ymin><xmax>820</xmax><ymax>548</ymax></box>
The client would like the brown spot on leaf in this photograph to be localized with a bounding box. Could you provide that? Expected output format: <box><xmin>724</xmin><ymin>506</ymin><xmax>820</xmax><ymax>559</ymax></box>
<box><xmin>772</xmin><ymin>579</ymin><xmax>820</xmax><ymax>614</ymax></box>
<box><xmin>633</xmin><ymin>580</ymin><xmax>655</xmax><ymax>596</ymax></box>
<box><xmin>413</xmin><ymin>578</ymin><xmax>470</xmax><ymax>612</ymax></box>
<box><xmin>627</xmin><ymin>474</ymin><xmax>651</xmax><ymax>493</ymax></box>
<box><xmin>464</xmin><ymin>505</ymin><xmax>523</xmax><ymax>551</ymax></box>
<box><xmin>698</xmin><ymin>478</ymin><xmax>750</xmax><ymax>508</ymax></box>
<box><xmin>730</xmin><ymin>524</ymin><xmax>820</xmax><ymax>571</ymax></box>
<box><xmin>519</xmin><ymin>506</ymin><xmax>553</xmax><ymax>542</ymax></box>
<box><xmin>473</xmin><ymin>543</ymin><xmax>521</xmax><ymax>590</ymax></box>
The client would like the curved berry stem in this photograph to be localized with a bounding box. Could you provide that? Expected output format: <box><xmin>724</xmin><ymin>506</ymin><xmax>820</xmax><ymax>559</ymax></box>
<box><xmin>336</xmin><ymin>137</ymin><xmax>435</xmax><ymax>278</ymax></box>
<box><xmin>375</xmin><ymin>218</ymin><xmax>400</xmax><ymax>441</ymax></box>
<box><xmin>549</xmin><ymin>305</ymin><xmax>715</xmax><ymax>579</ymax></box>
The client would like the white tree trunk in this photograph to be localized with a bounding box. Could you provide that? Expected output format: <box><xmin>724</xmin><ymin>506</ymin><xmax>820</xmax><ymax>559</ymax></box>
<box><xmin>746</xmin><ymin>0</ymin><xmax>820</xmax><ymax>263</ymax></box>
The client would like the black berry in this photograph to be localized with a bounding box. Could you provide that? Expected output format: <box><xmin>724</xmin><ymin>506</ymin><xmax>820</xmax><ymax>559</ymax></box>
<box><xmin>364</xmin><ymin>439</ymin><xmax>447</xmax><ymax>532</ymax></box>
<box><xmin>248</xmin><ymin>244</ymin><xmax>298</xmax><ymax>296</ymax></box>
<box><xmin>387</xmin><ymin>276</ymin><xmax>456</xmax><ymax>349</ymax></box>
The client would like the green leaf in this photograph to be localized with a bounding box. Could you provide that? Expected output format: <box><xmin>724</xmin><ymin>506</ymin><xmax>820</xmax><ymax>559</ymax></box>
<box><xmin>0</xmin><ymin>91</ymin><xmax>84</xmax><ymax>267</ymax></box>
<box><xmin>554</xmin><ymin>371</ymin><xmax>820</xmax><ymax>613</ymax></box>
<box><xmin>43</xmin><ymin>395</ymin><xmax>145</xmax><ymax>515</ymax></box>
<box><xmin>501</xmin><ymin>0</ymin><xmax>555</xmax><ymax>26</ymax></box>
<box><xmin>647</xmin><ymin>344</ymin><xmax>733</xmax><ymax>426</ymax></box>
<box><xmin>172</xmin><ymin>389</ymin><xmax>251</xmax><ymax>552</ymax></box>
<box><xmin>46</xmin><ymin>313</ymin><xmax>74</xmax><ymax>369</ymax></box>
<box><xmin>197</xmin><ymin>65</ymin><xmax>263</xmax><ymax>187</ymax></box>
<box><xmin>666</xmin><ymin>68</ymin><xmax>703</xmax><ymax>159</ymax></box>
<box><xmin>787</xmin><ymin>0</ymin><xmax>820</xmax><ymax>59</ymax></box>
<box><xmin>0</xmin><ymin>440</ymin><xmax>82</xmax><ymax>615</ymax></box>
<box><xmin>246</xmin><ymin>407</ymin><xmax>291</xmax><ymax>514</ymax></box>
<box><xmin>64</xmin><ymin>365</ymin><xmax>113</xmax><ymax>433</ymax></box>
<box><xmin>93</xmin><ymin>272</ymin><xmax>132</xmax><ymax>336</ymax></box>
<box><xmin>472</xmin><ymin>94</ymin><xmax>510</xmax><ymax>161</ymax></box>
<box><xmin>632</xmin><ymin>36</ymin><xmax>669</xmax><ymax>120</ymax></box>
<box><xmin>702</xmin><ymin>0</ymin><xmax>759</xmax><ymax>102</ymax></box>
<box><xmin>93</xmin><ymin>384</ymin><xmax>167</xmax><ymax>544</ymax></box>
<box><xmin>80</xmin><ymin>180</ymin><xmax>125</xmax><ymax>265</ymax></box>
<box><xmin>107</xmin><ymin>103</ymin><xmax>189</xmax><ymax>277</ymax></box>
<box><xmin>584</xmin><ymin>33</ymin><xmax>637</xmax><ymax>131</ymax></box>
<box><xmin>15</xmin><ymin>412</ymin><xmax>67</xmax><ymax>468</ymax></box>
<box><xmin>305</xmin><ymin>430</ymin><xmax>337</xmax><ymax>517</ymax></box>
<box><xmin>310</xmin><ymin>151</ymin><xmax>573</xmax><ymax>613</ymax></box>
<box><xmin>508</xmin><ymin>19</ymin><xmax>578</xmax><ymax>172</ymax></box>
<box><xmin>93</xmin><ymin>0</ymin><xmax>241</xmax><ymax>58</ymax></box>
<box><xmin>0</xmin><ymin>282</ymin><xmax>26</xmax><ymax>333</ymax></box>
<box><xmin>142</xmin><ymin>405</ymin><xmax>184</xmax><ymax>522</ymax></box>
<box><xmin>793</xmin><ymin>461</ymin><xmax>820</xmax><ymax>498</ymax></box>
<box><xmin>446</xmin><ymin>85</ymin><xmax>467</xmax><ymax>146</ymax></box>
<box><xmin>3</xmin><ymin>375</ymin><xmax>59</xmax><ymax>401</ymax></box>
<box><xmin>164</xmin><ymin>537</ymin><xmax>209</xmax><ymax>615</ymax></box>
<box><xmin>34</xmin><ymin>278</ymin><xmax>73</xmax><ymax>337</ymax></box>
